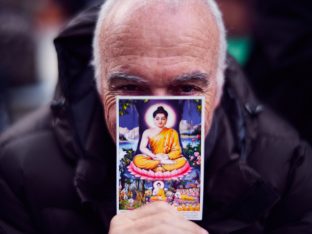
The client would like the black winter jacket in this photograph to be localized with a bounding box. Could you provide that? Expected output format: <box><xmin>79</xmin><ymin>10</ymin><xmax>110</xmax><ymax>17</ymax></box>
<box><xmin>1</xmin><ymin>5</ymin><xmax>312</xmax><ymax>234</ymax></box>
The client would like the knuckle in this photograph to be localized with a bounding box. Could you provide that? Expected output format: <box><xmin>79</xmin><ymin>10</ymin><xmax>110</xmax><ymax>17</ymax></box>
<box><xmin>197</xmin><ymin>228</ymin><xmax>209</xmax><ymax>234</ymax></box>
<box><xmin>158</xmin><ymin>214</ymin><xmax>169</xmax><ymax>223</ymax></box>
<box><xmin>110</xmin><ymin>215</ymin><xmax>120</xmax><ymax>226</ymax></box>
<box><xmin>153</xmin><ymin>201</ymin><xmax>169</xmax><ymax>210</ymax></box>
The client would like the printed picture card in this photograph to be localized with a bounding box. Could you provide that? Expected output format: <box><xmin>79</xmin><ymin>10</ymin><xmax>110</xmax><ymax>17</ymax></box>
<box><xmin>116</xmin><ymin>96</ymin><xmax>205</xmax><ymax>220</ymax></box>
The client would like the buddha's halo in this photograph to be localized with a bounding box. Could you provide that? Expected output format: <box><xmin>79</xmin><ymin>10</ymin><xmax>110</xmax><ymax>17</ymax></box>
<box><xmin>153</xmin><ymin>180</ymin><xmax>165</xmax><ymax>189</ymax></box>
<box><xmin>145</xmin><ymin>103</ymin><xmax>176</xmax><ymax>128</ymax></box>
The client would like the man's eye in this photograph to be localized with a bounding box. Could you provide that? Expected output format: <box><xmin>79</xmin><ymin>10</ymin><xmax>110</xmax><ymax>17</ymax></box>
<box><xmin>118</xmin><ymin>85</ymin><xmax>141</xmax><ymax>92</ymax></box>
<box><xmin>180</xmin><ymin>85</ymin><xmax>194</xmax><ymax>92</ymax></box>
<box><xmin>170</xmin><ymin>85</ymin><xmax>203</xmax><ymax>95</ymax></box>
<box><xmin>178</xmin><ymin>85</ymin><xmax>200</xmax><ymax>93</ymax></box>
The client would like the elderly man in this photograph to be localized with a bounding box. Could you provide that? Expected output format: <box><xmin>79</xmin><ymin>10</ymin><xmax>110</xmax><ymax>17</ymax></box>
<box><xmin>0</xmin><ymin>0</ymin><xmax>311</xmax><ymax>233</ymax></box>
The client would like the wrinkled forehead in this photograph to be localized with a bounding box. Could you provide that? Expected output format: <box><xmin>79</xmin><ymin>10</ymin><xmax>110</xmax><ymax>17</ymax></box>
<box><xmin>99</xmin><ymin>0</ymin><xmax>220</xmax><ymax>58</ymax></box>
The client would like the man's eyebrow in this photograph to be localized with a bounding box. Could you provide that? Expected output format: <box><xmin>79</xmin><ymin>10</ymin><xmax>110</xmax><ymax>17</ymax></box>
<box><xmin>173</xmin><ymin>71</ymin><xmax>209</xmax><ymax>86</ymax></box>
<box><xmin>108</xmin><ymin>72</ymin><xmax>147</xmax><ymax>84</ymax></box>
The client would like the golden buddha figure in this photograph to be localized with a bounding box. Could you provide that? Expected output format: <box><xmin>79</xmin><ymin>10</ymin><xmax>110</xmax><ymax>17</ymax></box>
<box><xmin>150</xmin><ymin>181</ymin><xmax>167</xmax><ymax>202</ymax></box>
<box><xmin>133</xmin><ymin>106</ymin><xmax>187</xmax><ymax>173</ymax></box>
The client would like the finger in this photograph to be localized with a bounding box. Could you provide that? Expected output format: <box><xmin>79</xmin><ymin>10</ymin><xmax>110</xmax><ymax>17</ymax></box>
<box><xmin>132</xmin><ymin>211</ymin><xmax>208</xmax><ymax>234</ymax></box>
<box><xmin>126</xmin><ymin>202</ymin><xmax>178</xmax><ymax>220</ymax></box>
<box><xmin>144</xmin><ymin>225</ymin><xmax>209</xmax><ymax>234</ymax></box>
<box><xmin>109</xmin><ymin>214</ymin><xmax>134</xmax><ymax>234</ymax></box>
<box><xmin>127</xmin><ymin>202</ymin><xmax>177</xmax><ymax>220</ymax></box>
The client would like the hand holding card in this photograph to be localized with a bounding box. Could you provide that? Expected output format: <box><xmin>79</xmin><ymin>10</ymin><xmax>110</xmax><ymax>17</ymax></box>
<box><xmin>109</xmin><ymin>202</ymin><xmax>208</xmax><ymax>234</ymax></box>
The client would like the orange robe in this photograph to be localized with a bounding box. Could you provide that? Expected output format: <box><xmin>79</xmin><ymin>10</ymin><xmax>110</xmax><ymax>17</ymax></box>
<box><xmin>151</xmin><ymin>188</ymin><xmax>166</xmax><ymax>201</ymax></box>
<box><xmin>133</xmin><ymin>128</ymin><xmax>186</xmax><ymax>171</ymax></box>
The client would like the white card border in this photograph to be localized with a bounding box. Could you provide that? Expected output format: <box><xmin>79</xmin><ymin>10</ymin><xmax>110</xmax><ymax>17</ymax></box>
<box><xmin>116</xmin><ymin>96</ymin><xmax>205</xmax><ymax>220</ymax></box>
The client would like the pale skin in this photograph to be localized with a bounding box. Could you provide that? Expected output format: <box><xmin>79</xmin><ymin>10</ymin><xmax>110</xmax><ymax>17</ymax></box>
<box><xmin>96</xmin><ymin>0</ymin><xmax>220</xmax><ymax>233</ymax></box>
<box><xmin>139</xmin><ymin>113</ymin><xmax>169</xmax><ymax>161</ymax></box>
<box><xmin>109</xmin><ymin>202</ymin><xmax>208</xmax><ymax>234</ymax></box>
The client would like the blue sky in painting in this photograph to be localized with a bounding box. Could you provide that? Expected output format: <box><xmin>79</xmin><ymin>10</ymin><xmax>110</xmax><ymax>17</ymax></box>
<box><xmin>119</xmin><ymin>104</ymin><xmax>138</xmax><ymax>129</ymax></box>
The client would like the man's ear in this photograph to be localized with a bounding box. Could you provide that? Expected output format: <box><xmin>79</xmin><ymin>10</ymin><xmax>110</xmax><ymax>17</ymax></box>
<box><xmin>96</xmin><ymin>78</ymin><xmax>103</xmax><ymax>99</ymax></box>
<box><xmin>213</xmin><ymin>69</ymin><xmax>225</xmax><ymax>108</ymax></box>
<box><xmin>214</xmin><ymin>88</ymin><xmax>222</xmax><ymax>108</ymax></box>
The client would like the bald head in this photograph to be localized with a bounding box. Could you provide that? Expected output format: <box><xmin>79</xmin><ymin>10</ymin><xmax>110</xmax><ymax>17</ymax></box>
<box><xmin>92</xmin><ymin>0</ymin><xmax>227</xmax><ymax>139</ymax></box>
<box><xmin>93</xmin><ymin>0</ymin><xmax>226</xmax><ymax>95</ymax></box>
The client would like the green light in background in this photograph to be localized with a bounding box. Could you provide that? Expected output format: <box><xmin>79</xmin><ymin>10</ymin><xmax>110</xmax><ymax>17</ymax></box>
<box><xmin>227</xmin><ymin>37</ymin><xmax>251</xmax><ymax>65</ymax></box>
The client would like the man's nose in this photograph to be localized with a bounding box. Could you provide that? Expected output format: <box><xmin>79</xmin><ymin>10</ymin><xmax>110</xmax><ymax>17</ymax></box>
<box><xmin>151</xmin><ymin>88</ymin><xmax>168</xmax><ymax>96</ymax></box>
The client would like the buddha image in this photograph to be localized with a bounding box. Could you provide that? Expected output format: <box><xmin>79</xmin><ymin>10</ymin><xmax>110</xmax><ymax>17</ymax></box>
<box><xmin>128</xmin><ymin>106</ymin><xmax>191</xmax><ymax>180</ymax></box>
<box><xmin>150</xmin><ymin>181</ymin><xmax>166</xmax><ymax>201</ymax></box>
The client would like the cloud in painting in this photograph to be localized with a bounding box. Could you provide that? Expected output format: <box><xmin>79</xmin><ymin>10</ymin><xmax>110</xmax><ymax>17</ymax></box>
<box><xmin>179</xmin><ymin>120</ymin><xmax>201</xmax><ymax>135</ymax></box>
<box><xmin>119</xmin><ymin>127</ymin><xmax>139</xmax><ymax>141</ymax></box>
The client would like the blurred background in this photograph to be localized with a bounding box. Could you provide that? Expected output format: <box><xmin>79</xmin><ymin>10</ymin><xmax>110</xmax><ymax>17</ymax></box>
<box><xmin>0</xmin><ymin>0</ymin><xmax>311</xmax><ymax>143</ymax></box>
